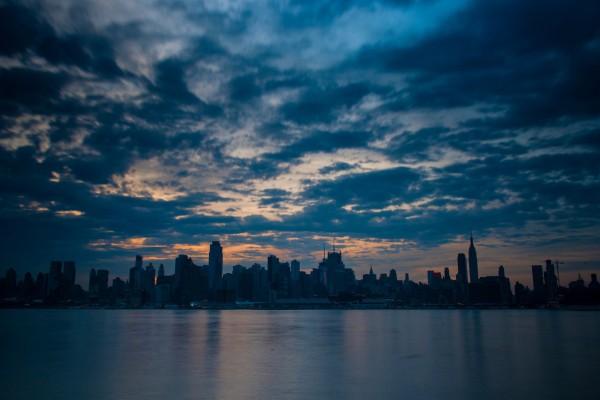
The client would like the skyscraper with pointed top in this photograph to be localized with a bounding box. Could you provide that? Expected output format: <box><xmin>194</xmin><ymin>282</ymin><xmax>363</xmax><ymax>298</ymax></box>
<box><xmin>468</xmin><ymin>231</ymin><xmax>479</xmax><ymax>283</ymax></box>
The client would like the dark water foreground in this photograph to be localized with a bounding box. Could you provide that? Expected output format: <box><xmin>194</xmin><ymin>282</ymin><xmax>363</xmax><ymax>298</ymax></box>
<box><xmin>1</xmin><ymin>309</ymin><xmax>598</xmax><ymax>400</ymax></box>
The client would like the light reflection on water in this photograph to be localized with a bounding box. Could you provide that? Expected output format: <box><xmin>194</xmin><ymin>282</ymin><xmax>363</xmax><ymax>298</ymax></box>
<box><xmin>1</xmin><ymin>310</ymin><xmax>598</xmax><ymax>400</ymax></box>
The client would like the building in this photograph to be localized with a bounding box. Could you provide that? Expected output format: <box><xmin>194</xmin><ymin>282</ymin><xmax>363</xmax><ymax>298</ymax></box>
<box><xmin>89</xmin><ymin>268</ymin><xmax>97</xmax><ymax>294</ymax></box>
<box><xmin>209</xmin><ymin>241</ymin><xmax>223</xmax><ymax>292</ymax></box>
<box><xmin>96</xmin><ymin>269</ymin><xmax>109</xmax><ymax>299</ymax></box>
<box><xmin>545</xmin><ymin>260</ymin><xmax>558</xmax><ymax>302</ymax></box>
<box><xmin>468</xmin><ymin>232</ymin><xmax>479</xmax><ymax>283</ymax></box>
<box><xmin>129</xmin><ymin>255</ymin><xmax>144</xmax><ymax>291</ymax></box>
<box><xmin>47</xmin><ymin>261</ymin><xmax>62</xmax><ymax>297</ymax></box>
<box><xmin>457</xmin><ymin>253</ymin><xmax>468</xmax><ymax>284</ymax></box>
<box><xmin>318</xmin><ymin>248</ymin><xmax>350</xmax><ymax>296</ymax></box>
<box><xmin>63</xmin><ymin>261</ymin><xmax>76</xmax><ymax>287</ymax></box>
<box><xmin>531</xmin><ymin>265</ymin><xmax>545</xmax><ymax>305</ymax></box>
<box><xmin>291</xmin><ymin>259</ymin><xmax>300</xmax><ymax>282</ymax></box>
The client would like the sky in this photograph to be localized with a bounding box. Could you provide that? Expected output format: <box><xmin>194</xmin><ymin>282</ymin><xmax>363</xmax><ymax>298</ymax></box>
<box><xmin>1</xmin><ymin>0</ymin><xmax>599</xmax><ymax>287</ymax></box>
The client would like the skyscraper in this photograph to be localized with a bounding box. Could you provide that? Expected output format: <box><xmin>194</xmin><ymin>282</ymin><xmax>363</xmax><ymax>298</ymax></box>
<box><xmin>532</xmin><ymin>265</ymin><xmax>545</xmax><ymax>305</ymax></box>
<box><xmin>63</xmin><ymin>261</ymin><xmax>76</xmax><ymax>287</ymax></box>
<box><xmin>174</xmin><ymin>254</ymin><xmax>192</xmax><ymax>303</ymax></box>
<box><xmin>96</xmin><ymin>269</ymin><xmax>109</xmax><ymax>297</ymax></box>
<box><xmin>545</xmin><ymin>260</ymin><xmax>558</xmax><ymax>302</ymax></box>
<box><xmin>267</xmin><ymin>255</ymin><xmax>280</xmax><ymax>286</ymax></box>
<box><xmin>291</xmin><ymin>259</ymin><xmax>300</xmax><ymax>282</ymax></box>
<box><xmin>468</xmin><ymin>232</ymin><xmax>479</xmax><ymax>283</ymax></box>
<box><xmin>48</xmin><ymin>261</ymin><xmax>62</xmax><ymax>297</ymax></box>
<box><xmin>63</xmin><ymin>261</ymin><xmax>76</xmax><ymax>298</ymax></box>
<box><xmin>89</xmin><ymin>268</ymin><xmax>97</xmax><ymax>293</ymax></box>
<box><xmin>457</xmin><ymin>253</ymin><xmax>468</xmax><ymax>284</ymax></box>
<box><xmin>209</xmin><ymin>241</ymin><xmax>223</xmax><ymax>291</ymax></box>
<box><xmin>129</xmin><ymin>255</ymin><xmax>144</xmax><ymax>291</ymax></box>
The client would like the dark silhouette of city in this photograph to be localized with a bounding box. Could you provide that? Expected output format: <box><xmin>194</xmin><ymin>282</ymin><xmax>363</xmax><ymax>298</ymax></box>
<box><xmin>2</xmin><ymin>234</ymin><xmax>599</xmax><ymax>309</ymax></box>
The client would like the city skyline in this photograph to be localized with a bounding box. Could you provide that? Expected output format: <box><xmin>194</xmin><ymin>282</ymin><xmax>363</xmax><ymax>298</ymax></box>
<box><xmin>3</xmin><ymin>237</ymin><xmax>599</xmax><ymax>309</ymax></box>
<box><xmin>1</xmin><ymin>1</ymin><xmax>599</xmax><ymax>286</ymax></box>
<box><xmin>1</xmin><ymin>234</ymin><xmax>594</xmax><ymax>292</ymax></box>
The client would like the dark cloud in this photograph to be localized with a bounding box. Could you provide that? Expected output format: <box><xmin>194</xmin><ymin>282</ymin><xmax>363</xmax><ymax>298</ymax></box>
<box><xmin>229</xmin><ymin>74</ymin><xmax>261</xmax><ymax>101</ymax></box>
<box><xmin>319</xmin><ymin>162</ymin><xmax>354</xmax><ymax>175</ymax></box>
<box><xmin>258</xmin><ymin>188</ymin><xmax>292</xmax><ymax>207</ymax></box>
<box><xmin>0</xmin><ymin>2</ymin><xmax>50</xmax><ymax>55</ymax></box>
<box><xmin>152</xmin><ymin>58</ymin><xmax>199</xmax><ymax>104</ymax></box>
<box><xmin>281</xmin><ymin>82</ymin><xmax>373</xmax><ymax>124</ymax></box>
<box><xmin>0</xmin><ymin>1</ymin><xmax>122</xmax><ymax>78</ymax></box>
<box><xmin>303</xmin><ymin>167</ymin><xmax>421</xmax><ymax>208</ymax></box>
<box><xmin>267</xmin><ymin>130</ymin><xmax>373</xmax><ymax>162</ymax></box>
<box><xmin>0</xmin><ymin>68</ymin><xmax>68</xmax><ymax>114</ymax></box>
<box><xmin>356</xmin><ymin>0</ymin><xmax>600</xmax><ymax>126</ymax></box>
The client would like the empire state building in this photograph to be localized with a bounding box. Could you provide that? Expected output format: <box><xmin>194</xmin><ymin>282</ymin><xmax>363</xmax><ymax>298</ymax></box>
<box><xmin>468</xmin><ymin>232</ymin><xmax>479</xmax><ymax>283</ymax></box>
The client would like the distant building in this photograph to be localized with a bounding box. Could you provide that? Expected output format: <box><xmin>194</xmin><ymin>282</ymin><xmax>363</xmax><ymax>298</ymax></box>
<box><xmin>545</xmin><ymin>260</ymin><xmax>558</xmax><ymax>302</ymax></box>
<box><xmin>209</xmin><ymin>241</ymin><xmax>223</xmax><ymax>292</ymax></box>
<box><xmin>89</xmin><ymin>269</ymin><xmax>97</xmax><ymax>294</ymax></box>
<box><xmin>468</xmin><ymin>232</ymin><xmax>479</xmax><ymax>283</ymax></box>
<box><xmin>318</xmin><ymin>248</ymin><xmax>351</xmax><ymax>296</ymax></box>
<box><xmin>532</xmin><ymin>265</ymin><xmax>545</xmax><ymax>305</ymax></box>
<box><xmin>63</xmin><ymin>261</ymin><xmax>76</xmax><ymax>287</ymax></box>
<box><xmin>47</xmin><ymin>261</ymin><xmax>62</xmax><ymax>297</ymax></box>
<box><xmin>130</xmin><ymin>255</ymin><xmax>144</xmax><ymax>291</ymax></box>
<box><xmin>457</xmin><ymin>253</ymin><xmax>468</xmax><ymax>284</ymax></box>
<box><xmin>291</xmin><ymin>259</ymin><xmax>300</xmax><ymax>282</ymax></box>
<box><xmin>96</xmin><ymin>269</ymin><xmax>109</xmax><ymax>299</ymax></box>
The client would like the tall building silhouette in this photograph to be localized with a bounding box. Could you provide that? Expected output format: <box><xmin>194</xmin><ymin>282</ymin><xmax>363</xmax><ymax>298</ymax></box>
<box><xmin>209</xmin><ymin>241</ymin><xmax>223</xmax><ymax>291</ymax></box>
<box><xmin>89</xmin><ymin>268</ymin><xmax>97</xmax><ymax>293</ymax></box>
<box><xmin>96</xmin><ymin>269</ymin><xmax>109</xmax><ymax>298</ymax></box>
<box><xmin>318</xmin><ymin>248</ymin><xmax>351</xmax><ymax>295</ymax></box>
<box><xmin>174</xmin><ymin>254</ymin><xmax>193</xmax><ymax>304</ymax></box>
<box><xmin>63</xmin><ymin>261</ymin><xmax>76</xmax><ymax>287</ymax></box>
<box><xmin>129</xmin><ymin>255</ymin><xmax>144</xmax><ymax>291</ymax></box>
<box><xmin>47</xmin><ymin>261</ymin><xmax>62</xmax><ymax>297</ymax></box>
<box><xmin>267</xmin><ymin>254</ymin><xmax>280</xmax><ymax>284</ymax></box>
<box><xmin>545</xmin><ymin>260</ymin><xmax>558</xmax><ymax>302</ymax></box>
<box><xmin>457</xmin><ymin>253</ymin><xmax>468</xmax><ymax>284</ymax></box>
<box><xmin>468</xmin><ymin>232</ymin><xmax>479</xmax><ymax>283</ymax></box>
<box><xmin>532</xmin><ymin>265</ymin><xmax>545</xmax><ymax>305</ymax></box>
<box><xmin>291</xmin><ymin>259</ymin><xmax>300</xmax><ymax>282</ymax></box>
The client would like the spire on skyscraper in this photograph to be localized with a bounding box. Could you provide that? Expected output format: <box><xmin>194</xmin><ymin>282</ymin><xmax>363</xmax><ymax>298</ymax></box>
<box><xmin>468</xmin><ymin>229</ymin><xmax>479</xmax><ymax>283</ymax></box>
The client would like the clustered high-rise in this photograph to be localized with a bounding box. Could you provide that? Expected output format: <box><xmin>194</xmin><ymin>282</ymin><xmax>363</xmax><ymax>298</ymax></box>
<box><xmin>2</xmin><ymin>234</ymin><xmax>599</xmax><ymax>307</ymax></box>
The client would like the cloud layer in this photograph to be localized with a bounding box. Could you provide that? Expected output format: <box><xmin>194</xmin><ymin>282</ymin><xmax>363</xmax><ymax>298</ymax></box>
<box><xmin>1</xmin><ymin>0</ymin><xmax>599</xmax><ymax>285</ymax></box>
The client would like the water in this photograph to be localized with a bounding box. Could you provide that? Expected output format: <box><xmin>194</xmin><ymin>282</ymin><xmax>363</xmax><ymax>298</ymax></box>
<box><xmin>1</xmin><ymin>309</ymin><xmax>598</xmax><ymax>400</ymax></box>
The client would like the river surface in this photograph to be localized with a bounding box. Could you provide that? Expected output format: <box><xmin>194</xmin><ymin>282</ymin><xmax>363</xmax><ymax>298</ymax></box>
<box><xmin>1</xmin><ymin>309</ymin><xmax>598</xmax><ymax>399</ymax></box>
